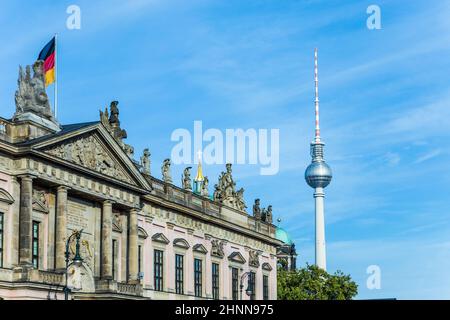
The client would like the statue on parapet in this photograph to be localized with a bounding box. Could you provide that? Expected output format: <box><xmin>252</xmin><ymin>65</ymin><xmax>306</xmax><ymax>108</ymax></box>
<box><xmin>14</xmin><ymin>60</ymin><xmax>54</xmax><ymax>121</ymax></box>
<box><xmin>253</xmin><ymin>199</ymin><xmax>261</xmax><ymax>220</ymax></box>
<box><xmin>99</xmin><ymin>100</ymin><xmax>134</xmax><ymax>157</ymax></box>
<box><xmin>182</xmin><ymin>166</ymin><xmax>192</xmax><ymax>190</ymax></box>
<box><xmin>161</xmin><ymin>158</ymin><xmax>172</xmax><ymax>183</ymax></box>
<box><xmin>214</xmin><ymin>163</ymin><xmax>247</xmax><ymax>211</ymax></box>
<box><xmin>266</xmin><ymin>205</ymin><xmax>273</xmax><ymax>224</ymax></box>
<box><xmin>140</xmin><ymin>148</ymin><xmax>151</xmax><ymax>175</ymax></box>
<box><xmin>201</xmin><ymin>176</ymin><xmax>209</xmax><ymax>197</ymax></box>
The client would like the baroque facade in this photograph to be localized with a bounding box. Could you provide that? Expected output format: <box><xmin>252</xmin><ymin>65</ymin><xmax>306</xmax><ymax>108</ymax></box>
<box><xmin>0</xmin><ymin>59</ymin><xmax>283</xmax><ymax>300</ymax></box>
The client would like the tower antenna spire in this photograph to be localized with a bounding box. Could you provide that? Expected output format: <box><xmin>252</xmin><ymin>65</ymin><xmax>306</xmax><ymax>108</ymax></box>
<box><xmin>314</xmin><ymin>48</ymin><xmax>320</xmax><ymax>142</ymax></box>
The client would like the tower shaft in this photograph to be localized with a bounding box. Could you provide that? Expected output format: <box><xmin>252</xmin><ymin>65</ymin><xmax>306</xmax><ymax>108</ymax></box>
<box><xmin>314</xmin><ymin>187</ymin><xmax>326</xmax><ymax>270</ymax></box>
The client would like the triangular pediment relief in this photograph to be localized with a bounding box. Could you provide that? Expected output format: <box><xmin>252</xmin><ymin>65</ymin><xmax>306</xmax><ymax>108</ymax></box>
<box><xmin>228</xmin><ymin>252</ymin><xmax>246</xmax><ymax>264</ymax></box>
<box><xmin>193</xmin><ymin>244</ymin><xmax>208</xmax><ymax>254</ymax></box>
<box><xmin>39</xmin><ymin>130</ymin><xmax>139</xmax><ymax>186</ymax></box>
<box><xmin>152</xmin><ymin>233</ymin><xmax>170</xmax><ymax>244</ymax></box>
<box><xmin>173</xmin><ymin>238</ymin><xmax>190</xmax><ymax>249</ymax></box>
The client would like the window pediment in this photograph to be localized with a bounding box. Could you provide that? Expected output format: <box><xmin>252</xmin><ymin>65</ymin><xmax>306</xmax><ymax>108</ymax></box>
<box><xmin>0</xmin><ymin>188</ymin><xmax>14</xmax><ymax>204</ymax></box>
<box><xmin>173</xmin><ymin>238</ymin><xmax>190</xmax><ymax>249</ymax></box>
<box><xmin>228</xmin><ymin>251</ymin><xmax>246</xmax><ymax>264</ymax></box>
<box><xmin>152</xmin><ymin>232</ymin><xmax>169</xmax><ymax>244</ymax></box>
<box><xmin>262</xmin><ymin>262</ymin><xmax>273</xmax><ymax>271</ymax></box>
<box><xmin>193</xmin><ymin>243</ymin><xmax>208</xmax><ymax>254</ymax></box>
<box><xmin>138</xmin><ymin>227</ymin><xmax>148</xmax><ymax>239</ymax></box>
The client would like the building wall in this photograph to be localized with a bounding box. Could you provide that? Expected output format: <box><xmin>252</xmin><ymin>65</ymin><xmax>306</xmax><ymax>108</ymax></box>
<box><xmin>0</xmin><ymin>120</ymin><xmax>281</xmax><ymax>300</ymax></box>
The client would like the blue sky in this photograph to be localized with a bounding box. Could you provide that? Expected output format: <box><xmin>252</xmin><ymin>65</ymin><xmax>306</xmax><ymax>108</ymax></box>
<box><xmin>1</xmin><ymin>0</ymin><xmax>450</xmax><ymax>299</ymax></box>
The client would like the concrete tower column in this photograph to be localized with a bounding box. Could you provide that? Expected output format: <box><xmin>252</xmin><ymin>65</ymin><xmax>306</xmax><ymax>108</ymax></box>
<box><xmin>55</xmin><ymin>186</ymin><xmax>70</xmax><ymax>270</ymax></box>
<box><xmin>101</xmin><ymin>200</ymin><xmax>114</xmax><ymax>279</ymax></box>
<box><xmin>128</xmin><ymin>208</ymin><xmax>139</xmax><ymax>282</ymax></box>
<box><xmin>314</xmin><ymin>187</ymin><xmax>326</xmax><ymax>271</ymax></box>
<box><xmin>18</xmin><ymin>175</ymin><xmax>35</xmax><ymax>266</ymax></box>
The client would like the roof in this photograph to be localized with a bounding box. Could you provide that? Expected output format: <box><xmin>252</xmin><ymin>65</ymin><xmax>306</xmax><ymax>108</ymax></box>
<box><xmin>275</xmin><ymin>227</ymin><xmax>293</xmax><ymax>245</ymax></box>
<box><xmin>16</xmin><ymin>121</ymin><xmax>100</xmax><ymax>146</ymax></box>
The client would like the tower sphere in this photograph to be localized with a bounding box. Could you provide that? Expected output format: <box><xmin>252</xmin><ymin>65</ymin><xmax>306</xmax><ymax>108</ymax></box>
<box><xmin>305</xmin><ymin>160</ymin><xmax>332</xmax><ymax>188</ymax></box>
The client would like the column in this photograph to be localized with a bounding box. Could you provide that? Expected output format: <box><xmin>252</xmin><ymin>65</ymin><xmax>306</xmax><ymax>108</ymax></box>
<box><xmin>101</xmin><ymin>200</ymin><xmax>113</xmax><ymax>279</ymax></box>
<box><xmin>314</xmin><ymin>187</ymin><xmax>326</xmax><ymax>271</ymax></box>
<box><xmin>55</xmin><ymin>186</ymin><xmax>69</xmax><ymax>270</ymax></box>
<box><xmin>128</xmin><ymin>208</ymin><xmax>139</xmax><ymax>282</ymax></box>
<box><xmin>18</xmin><ymin>175</ymin><xmax>34</xmax><ymax>266</ymax></box>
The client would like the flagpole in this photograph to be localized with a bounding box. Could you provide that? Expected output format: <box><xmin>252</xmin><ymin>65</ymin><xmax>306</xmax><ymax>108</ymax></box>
<box><xmin>54</xmin><ymin>33</ymin><xmax>58</xmax><ymax>119</ymax></box>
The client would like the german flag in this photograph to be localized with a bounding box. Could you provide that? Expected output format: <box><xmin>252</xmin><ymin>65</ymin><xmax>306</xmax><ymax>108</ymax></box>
<box><xmin>37</xmin><ymin>37</ymin><xmax>56</xmax><ymax>86</ymax></box>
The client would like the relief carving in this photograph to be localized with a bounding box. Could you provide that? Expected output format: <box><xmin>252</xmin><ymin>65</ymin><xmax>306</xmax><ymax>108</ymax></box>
<box><xmin>44</xmin><ymin>134</ymin><xmax>134</xmax><ymax>184</ymax></box>
<box><xmin>211</xmin><ymin>239</ymin><xmax>225</xmax><ymax>258</ymax></box>
<box><xmin>32</xmin><ymin>189</ymin><xmax>49</xmax><ymax>213</ymax></box>
<box><xmin>248</xmin><ymin>250</ymin><xmax>261</xmax><ymax>268</ymax></box>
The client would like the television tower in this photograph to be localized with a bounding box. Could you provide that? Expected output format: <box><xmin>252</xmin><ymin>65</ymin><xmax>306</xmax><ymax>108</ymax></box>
<box><xmin>305</xmin><ymin>48</ymin><xmax>332</xmax><ymax>271</ymax></box>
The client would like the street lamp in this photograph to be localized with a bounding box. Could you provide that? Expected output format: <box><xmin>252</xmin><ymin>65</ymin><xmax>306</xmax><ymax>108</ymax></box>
<box><xmin>239</xmin><ymin>272</ymin><xmax>254</xmax><ymax>300</ymax></box>
<box><xmin>63</xmin><ymin>229</ymin><xmax>83</xmax><ymax>300</ymax></box>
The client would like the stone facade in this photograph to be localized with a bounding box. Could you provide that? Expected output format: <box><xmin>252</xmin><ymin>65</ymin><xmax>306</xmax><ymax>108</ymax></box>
<box><xmin>0</xmin><ymin>61</ymin><xmax>282</xmax><ymax>300</ymax></box>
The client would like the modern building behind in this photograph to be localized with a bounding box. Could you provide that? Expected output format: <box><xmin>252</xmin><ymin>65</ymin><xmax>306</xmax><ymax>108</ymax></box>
<box><xmin>0</xmin><ymin>58</ymin><xmax>288</xmax><ymax>300</ymax></box>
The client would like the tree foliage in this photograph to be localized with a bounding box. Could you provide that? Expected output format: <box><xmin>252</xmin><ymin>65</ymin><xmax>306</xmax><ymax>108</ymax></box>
<box><xmin>277</xmin><ymin>264</ymin><xmax>358</xmax><ymax>300</ymax></box>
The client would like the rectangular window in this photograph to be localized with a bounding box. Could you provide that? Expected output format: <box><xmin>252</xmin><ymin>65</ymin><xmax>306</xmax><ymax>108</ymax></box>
<box><xmin>138</xmin><ymin>245</ymin><xmax>142</xmax><ymax>275</ymax></box>
<box><xmin>232</xmin><ymin>267</ymin><xmax>239</xmax><ymax>300</ymax></box>
<box><xmin>248</xmin><ymin>271</ymin><xmax>256</xmax><ymax>300</ymax></box>
<box><xmin>263</xmin><ymin>275</ymin><xmax>269</xmax><ymax>300</ymax></box>
<box><xmin>154</xmin><ymin>250</ymin><xmax>164</xmax><ymax>291</ymax></box>
<box><xmin>212</xmin><ymin>263</ymin><xmax>220</xmax><ymax>300</ymax></box>
<box><xmin>112</xmin><ymin>239</ymin><xmax>117</xmax><ymax>280</ymax></box>
<box><xmin>175</xmin><ymin>254</ymin><xmax>184</xmax><ymax>295</ymax></box>
<box><xmin>194</xmin><ymin>258</ymin><xmax>202</xmax><ymax>297</ymax></box>
<box><xmin>0</xmin><ymin>213</ymin><xmax>3</xmax><ymax>268</ymax></box>
<box><xmin>32</xmin><ymin>221</ymin><xmax>39</xmax><ymax>269</ymax></box>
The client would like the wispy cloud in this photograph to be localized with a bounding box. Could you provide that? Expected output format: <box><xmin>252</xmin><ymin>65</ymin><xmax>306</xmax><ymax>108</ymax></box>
<box><xmin>414</xmin><ymin>149</ymin><xmax>442</xmax><ymax>164</ymax></box>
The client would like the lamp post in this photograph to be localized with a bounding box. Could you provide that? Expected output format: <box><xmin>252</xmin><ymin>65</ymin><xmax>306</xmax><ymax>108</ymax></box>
<box><xmin>63</xmin><ymin>229</ymin><xmax>83</xmax><ymax>300</ymax></box>
<box><xmin>239</xmin><ymin>272</ymin><xmax>254</xmax><ymax>300</ymax></box>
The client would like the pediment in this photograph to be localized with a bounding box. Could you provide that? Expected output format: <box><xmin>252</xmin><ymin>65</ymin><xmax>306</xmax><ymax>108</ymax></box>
<box><xmin>173</xmin><ymin>238</ymin><xmax>190</xmax><ymax>249</ymax></box>
<box><xmin>138</xmin><ymin>227</ymin><xmax>148</xmax><ymax>239</ymax></box>
<box><xmin>112</xmin><ymin>214</ymin><xmax>123</xmax><ymax>233</ymax></box>
<box><xmin>262</xmin><ymin>262</ymin><xmax>273</xmax><ymax>271</ymax></box>
<box><xmin>0</xmin><ymin>188</ymin><xmax>14</xmax><ymax>204</ymax></box>
<box><xmin>33</xmin><ymin>124</ymin><xmax>150</xmax><ymax>190</ymax></box>
<box><xmin>193</xmin><ymin>244</ymin><xmax>208</xmax><ymax>254</ymax></box>
<box><xmin>32</xmin><ymin>190</ymin><xmax>49</xmax><ymax>213</ymax></box>
<box><xmin>228</xmin><ymin>251</ymin><xmax>246</xmax><ymax>264</ymax></box>
<box><xmin>33</xmin><ymin>199</ymin><xmax>49</xmax><ymax>213</ymax></box>
<box><xmin>41</xmin><ymin>132</ymin><xmax>136</xmax><ymax>185</ymax></box>
<box><xmin>152</xmin><ymin>233</ymin><xmax>170</xmax><ymax>244</ymax></box>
